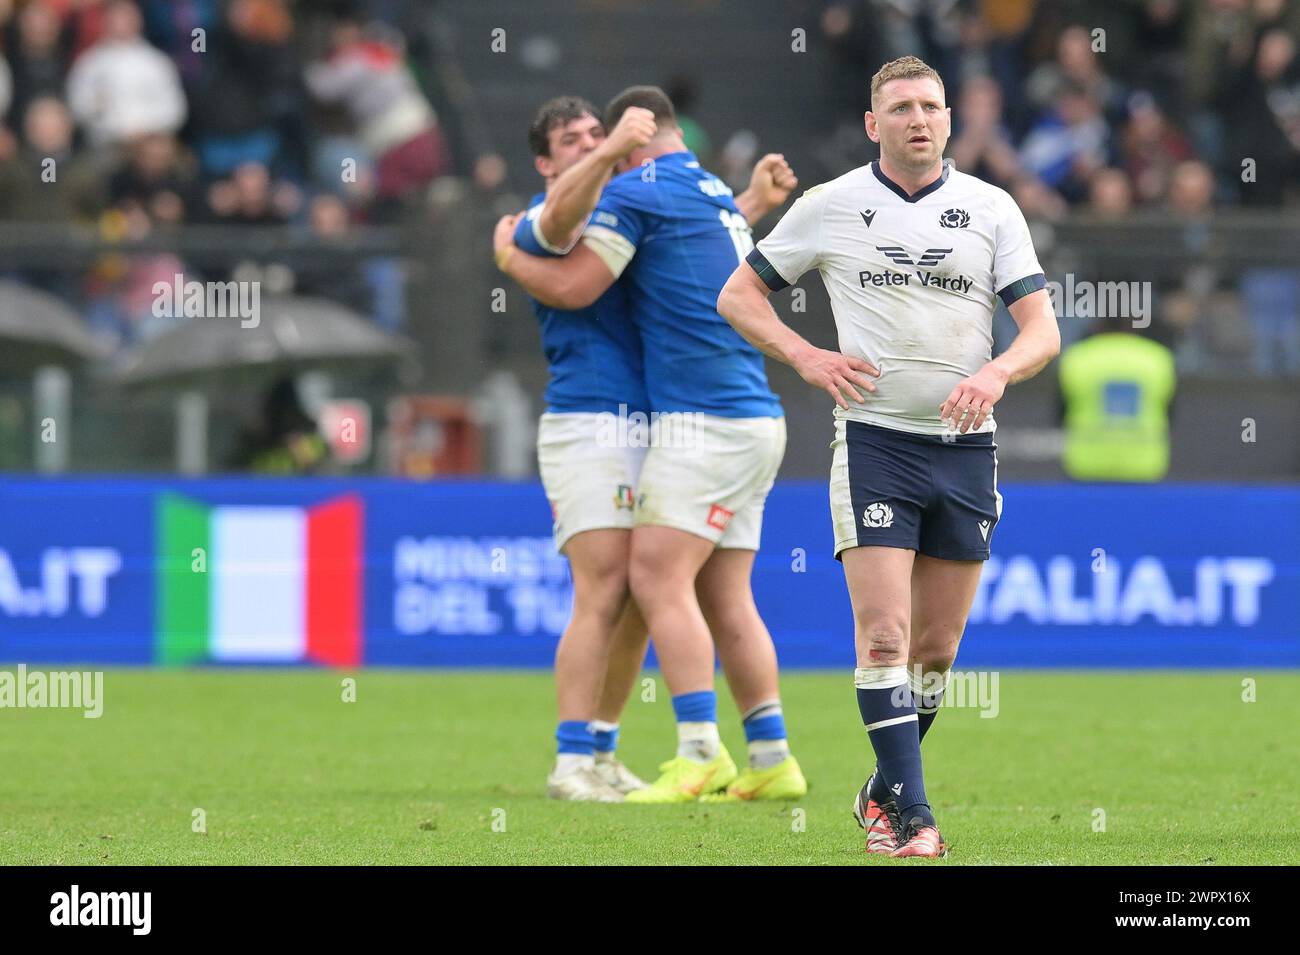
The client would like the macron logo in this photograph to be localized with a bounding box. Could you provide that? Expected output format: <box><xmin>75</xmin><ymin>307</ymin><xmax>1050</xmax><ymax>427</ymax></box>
<box><xmin>860</xmin><ymin>209</ymin><xmax>877</xmax><ymax>228</ymax></box>
<box><xmin>978</xmin><ymin>520</ymin><xmax>991</xmax><ymax>541</ymax></box>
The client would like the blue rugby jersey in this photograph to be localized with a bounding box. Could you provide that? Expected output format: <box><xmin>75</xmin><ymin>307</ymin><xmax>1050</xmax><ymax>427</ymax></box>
<box><xmin>580</xmin><ymin>153</ymin><xmax>783</xmax><ymax>419</ymax></box>
<box><xmin>513</xmin><ymin>193</ymin><xmax>648</xmax><ymax>415</ymax></box>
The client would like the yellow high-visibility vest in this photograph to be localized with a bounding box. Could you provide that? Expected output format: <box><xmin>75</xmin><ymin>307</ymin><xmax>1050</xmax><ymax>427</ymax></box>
<box><xmin>1058</xmin><ymin>333</ymin><xmax>1176</xmax><ymax>482</ymax></box>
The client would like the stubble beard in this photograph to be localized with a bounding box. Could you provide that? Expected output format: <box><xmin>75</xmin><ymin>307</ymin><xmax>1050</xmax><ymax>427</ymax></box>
<box><xmin>884</xmin><ymin>135</ymin><xmax>944</xmax><ymax>177</ymax></box>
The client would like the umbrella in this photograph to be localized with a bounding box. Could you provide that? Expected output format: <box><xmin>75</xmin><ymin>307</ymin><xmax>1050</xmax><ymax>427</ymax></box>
<box><xmin>0</xmin><ymin>280</ymin><xmax>107</xmax><ymax>373</ymax></box>
<box><xmin>116</xmin><ymin>294</ymin><xmax>412</xmax><ymax>388</ymax></box>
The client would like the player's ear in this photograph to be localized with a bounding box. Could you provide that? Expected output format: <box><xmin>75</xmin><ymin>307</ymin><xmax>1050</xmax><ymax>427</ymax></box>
<box><xmin>864</xmin><ymin>111</ymin><xmax>880</xmax><ymax>143</ymax></box>
<box><xmin>535</xmin><ymin>154</ymin><xmax>553</xmax><ymax>179</ymax></box>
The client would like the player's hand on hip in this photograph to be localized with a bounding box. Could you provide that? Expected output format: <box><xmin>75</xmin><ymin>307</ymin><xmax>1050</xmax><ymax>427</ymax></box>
<box><xmin>750</xmin><ymin>153</ymin><xmax>798</xmax><ymax>207</ymax></box>
<box><xmin>940</xmin><ymin>362</ymin><xmax>1009</xmax><ymax>433</ymax></box>
<box><xmin>793</xmin><ymin>346</ymin><xmax>879</xmax><ymax>410</ymax></box>
<box><xmin>493</xmin><ymin>212</ymin><xmax>522</xmax><ymax>270</ymax></box>
<box><xmin>602</xmin><ymin>107</ymin><xmax>657</xmax><ymax>161</ymax></box>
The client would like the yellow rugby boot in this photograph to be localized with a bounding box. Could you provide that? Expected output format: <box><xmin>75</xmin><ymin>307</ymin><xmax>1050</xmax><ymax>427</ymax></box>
<box><xmin>699</xmin><ymin>755</ymin><xmax>808</xmax><ymax>802</ymax></box>
<box><xmin>624</xmin><ymin>746</ymin><xmax>738</xmax><ymax>803</ymax></box>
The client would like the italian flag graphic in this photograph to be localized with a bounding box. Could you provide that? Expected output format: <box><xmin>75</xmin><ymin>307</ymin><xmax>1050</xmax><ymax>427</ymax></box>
<box><xmin>155</xmin><ymin>493</ymin><xmax>363</xmax><ymax>666</ymax></box>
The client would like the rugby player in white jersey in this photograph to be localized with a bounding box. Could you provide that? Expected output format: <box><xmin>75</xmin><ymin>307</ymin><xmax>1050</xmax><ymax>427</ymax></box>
<box><xmin>718</xmin><ymin>57</ymin><xmax>1060</xmax><ymax>855</ymax></box>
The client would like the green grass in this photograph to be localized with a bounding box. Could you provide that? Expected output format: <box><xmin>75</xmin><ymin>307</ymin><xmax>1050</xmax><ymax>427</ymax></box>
<box><xmin>0</xmin><ymin>669</ymin><xmax>1296</xmax><ymax>865</ymax></box>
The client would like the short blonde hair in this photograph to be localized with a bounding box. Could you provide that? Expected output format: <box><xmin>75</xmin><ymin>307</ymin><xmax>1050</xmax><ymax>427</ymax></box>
<box><xmin>870</xmin><ymin>56</ymin><xmax>945</xmax><ymax>110</ymax></box>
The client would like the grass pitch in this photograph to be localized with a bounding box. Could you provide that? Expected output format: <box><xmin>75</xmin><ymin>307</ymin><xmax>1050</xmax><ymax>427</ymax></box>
<box><xmin>0</xmin><ymin>669</ymin><xmax>1295</xmax><ymax>865</ymax></box>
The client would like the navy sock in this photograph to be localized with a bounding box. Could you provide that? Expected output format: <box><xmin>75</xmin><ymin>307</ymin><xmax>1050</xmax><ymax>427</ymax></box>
<box><xmin>869</xmin><ymin>670</ymin><xmax>947</xmax><ymax>804</ymax></box>
<box><xmin>855</xmin><ymin>667</ymin><xmax>933</xmax><ymax>826</ymax></box>
<box><xmin>915</xmin><ymin>684</ymin><xmax>944</xmax><ymax>741</ymax></box>
<box><xmin>912</xmin><ymin>665</ymin><xmax>950</xmax><ymax>742</ymax></box>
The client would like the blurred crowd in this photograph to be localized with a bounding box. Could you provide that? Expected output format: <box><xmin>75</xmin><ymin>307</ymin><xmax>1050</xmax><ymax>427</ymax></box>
<box><xmin>0</xmin><ymin>0</ymin><xmax>500</xmax><ymax>352</ymax></box>
<box><xmin>0</xmin><ymin>0</ymin><xmax>1297</xmax><ymax>378</ymax></box>
<box><xmin>817</xmin><ymin>0</ymin><xmax>1300</xmax><ymax>215</ymax></box>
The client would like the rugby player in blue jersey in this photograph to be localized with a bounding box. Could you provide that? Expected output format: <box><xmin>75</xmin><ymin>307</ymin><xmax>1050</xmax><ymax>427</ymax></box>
<box><xmin>495</xmin><ymin>87</ymin><xmax>807</xmax><ymax>803</ymax></box>
<box><xmin>498</xmin><ymin>96</ymin><xmax>798</xmax><ymax>802</ymax></box>
<box><xmin>507</xmin><ymin>97</ymin><xmax>653</xmax><ymax>802</ymax></box>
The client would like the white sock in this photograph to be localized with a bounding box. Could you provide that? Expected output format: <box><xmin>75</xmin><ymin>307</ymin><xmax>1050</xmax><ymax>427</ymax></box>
<box><xmin>676</xmin><ymin>721</ymin><xmax>720</xmax><ymax>762</ymax></box>
<box><xmin>552</xmin><ymin>753</ymin><xmax>594</xmax><ymax>777</ymax></box>
<box><xmin>747</xmin><ymin>738</ymin><xmax>790</xmax><ymax>770</ymax></box>
<box><xmin>908</xmin><ymin>666</ymin><xmax>950</xmax><ymax>713</ymax></box>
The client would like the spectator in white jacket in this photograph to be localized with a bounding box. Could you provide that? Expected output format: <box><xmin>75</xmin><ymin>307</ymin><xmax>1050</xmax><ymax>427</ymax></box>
<box><xmin>65</xmin><ymin>0</ymin><xmax>187</xmax><ymax>148</ymax></box>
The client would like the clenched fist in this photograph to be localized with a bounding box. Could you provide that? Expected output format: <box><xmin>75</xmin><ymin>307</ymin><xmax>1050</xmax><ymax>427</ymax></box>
<box><xmin>600</xmin><ymin>107</ymin><xmax>657</xmax><ymax>163</ymax></box>
<box><xmin>748</xmin><ymin>153</ymin><xmax>799</xmax><ymax>209</ymax></box>
<box><xmin>493</xmin><ymin>212</ymin><xmax>523</xmax><ymax>270</ymax></box>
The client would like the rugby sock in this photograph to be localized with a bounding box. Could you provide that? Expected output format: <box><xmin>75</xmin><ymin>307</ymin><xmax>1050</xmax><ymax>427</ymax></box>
<box><xmin>672</xmin><ymin>690</ymin><xmax>721</xmax><ymax>762</ymax></box>
<box><xmin>554</xmin><ymin>720</ymin><xmax>595</xmax><ymax>777</ymax></box>
<box><xmin>855</xmin><ymin>666</ymin><xmax>934</xmax><ymax>827</ymax></box>
<box><xmin>741</xmin><ymin>699</ymin><xmax>790</xmax><ymax>770</ymax></box>
<box><xmin>911</xmin><ymin>667</ymin><xmax>950</xmax><ymax>741</ymax></box>
<box><xmin>868</xmin><ymin>667</ymin><xmax>951</xmax><ymax>805</ymax></box>
<box><xmin>591</xmin><ymin>720</ymin><xmax>620</xmax><ymax>756</ymax></box>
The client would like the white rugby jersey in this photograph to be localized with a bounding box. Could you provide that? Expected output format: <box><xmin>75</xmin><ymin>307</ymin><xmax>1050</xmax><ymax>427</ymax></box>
<box><xmin>751</xmin><ymin>160</ymin><xmax>1044</xmax><ymax>435</ymax></box>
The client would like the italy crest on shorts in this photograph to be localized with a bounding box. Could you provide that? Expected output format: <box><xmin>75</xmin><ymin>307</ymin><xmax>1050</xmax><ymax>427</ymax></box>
<box><xmin>614</xmin><ymin>484</ymin><xmax>635</xmax><ymax>510</ymax></box>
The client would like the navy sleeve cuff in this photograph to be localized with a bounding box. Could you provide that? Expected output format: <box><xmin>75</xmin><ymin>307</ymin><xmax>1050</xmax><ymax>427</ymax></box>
<box><xmin>997</xmin><ymin>273</ymin><xmax>1047</xmax><ymax>307</ymax></box>
<box><xmin>746</xmin><ymin>248</ymin><xmax>791</xmax><ymax>292</ymax></box>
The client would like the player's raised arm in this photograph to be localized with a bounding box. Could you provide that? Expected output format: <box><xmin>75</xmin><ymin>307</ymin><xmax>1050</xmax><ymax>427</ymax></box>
<box><xmin>735</xmin><ymin>153</ymin><xmax>798</xmax><ymax>225</ymax></box>
<box><xmin>718</xmin><ymin>259</ymin><xmax>878</xmax><ymax>411</ymax></box>
<box><xmin>495</xmin><ymin>212</ymin><xmax>617</xmax><ymax>310</ymax></box>
<box><xmin>536</xmin><ymin>106</ymin><xmax>656</xmax><ymax>250</ymax></box>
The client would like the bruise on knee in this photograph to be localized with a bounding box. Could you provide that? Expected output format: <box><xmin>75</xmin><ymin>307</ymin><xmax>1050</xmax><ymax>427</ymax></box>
<box><xmin>867</xmin><ymin>628</ymin><xmax>906</xmax><ymax>665</ymax></box>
